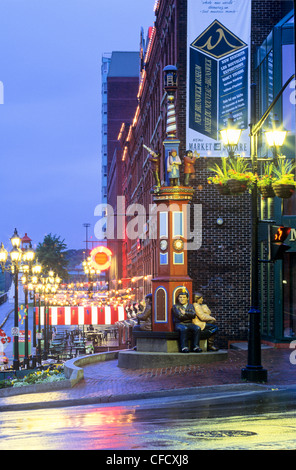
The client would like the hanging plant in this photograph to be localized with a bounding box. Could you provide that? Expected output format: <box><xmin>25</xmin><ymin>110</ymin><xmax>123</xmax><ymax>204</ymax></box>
<box><xmin>257</xmin><ymin>162</ymin><xmax>276</xmax><ymax>198</ymax></box>
<box><xmin>208</xmin><ymin>157</ymin><xmax>256</xmax><ymax>195</ymax></box>
<box><xmin>271</xmin><ymin>158</ymin><xmax>296</xmax><ymax>199</ymax></box>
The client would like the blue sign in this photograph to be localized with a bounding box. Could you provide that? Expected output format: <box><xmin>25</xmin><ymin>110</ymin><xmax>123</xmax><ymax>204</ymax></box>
<box><xmin>189</xmin><ymin>19</ymin><xmax>249</xmax><ymax>143</ymax></box>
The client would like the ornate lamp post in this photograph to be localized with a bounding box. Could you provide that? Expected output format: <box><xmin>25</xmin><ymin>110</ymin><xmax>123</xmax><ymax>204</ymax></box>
<box><xmin>31</xmin><ymin>260</ymin><xmax>42</xmax><ymax>366</ymax></box>
<box><xmin>0</xmin><ymin>229</ymin><xmax>23</xmax><ymax>370</ymax></box>
<box><xmin>35</xmin><ymin>282</ymin><xmax>44</xmax><ymax>364</ymax></box>
<box><xmin>40</xmin><ymin>270</ymin><xmax>61</xmax><ymax>359</ymax></box>
<box><xmin>20</xmin><ymin>245</ymin><xmax>43</xmax><ymax>368</ymax></box>
<box><xmin>221</xmin><ymin>78</ymin><xmax>292</xmax><ymax>382</ymax></box>
<box><xmin>21</xmin><ymin>243</ymin><xmax>36</xmax><ymax>368</ymax></box>
<box><xmin>83</xmin><ymin>257</ymin><xmax>100</xmax><ymax>298</ymax></box>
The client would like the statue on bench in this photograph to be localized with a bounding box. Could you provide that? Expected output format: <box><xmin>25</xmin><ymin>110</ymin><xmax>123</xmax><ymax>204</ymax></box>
<box><xmin>193</xmin><ymin>292</ymin><xmax>219</xmax><ymax>351</ymax></box>
<box><xmin>172</xmin><ymin>290</ymin><xmax>202</xmax><ymax>353</ymax></box>
<box><xmin>133</xmin><ymin>293</ymin><xmax>152</xmax><ymax>332</ymax></box>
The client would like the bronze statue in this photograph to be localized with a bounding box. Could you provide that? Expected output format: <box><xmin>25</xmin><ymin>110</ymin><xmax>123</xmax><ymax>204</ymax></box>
<box><xmin>172</xmin><ymin>290</ymin><xmax>202</xmax><ymax>353</ymax></box>
<box><xmin>193</xmin><ymin>292</ymin><xmax>219</xmax><ymax>351</ymax></box>
<box><xmin>133</xmin><ymin>293</ymin><xmax>152</xmax><ymax>331</ymax></box>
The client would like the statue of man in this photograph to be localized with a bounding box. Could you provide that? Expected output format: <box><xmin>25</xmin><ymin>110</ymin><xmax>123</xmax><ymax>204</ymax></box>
<box><xmin>167</xmin><ymin>149</ymin><xmax>181</xmax><ymax>186</ymax></box>
<box><xmin>144</xmin><ymin>144</ymin><xmax>161</xmax><ymax>187</ymax></box>
<box><xmin>172</xmin><ymin>290</ymin><xmax>202</xmax><ymax>353</ymax></box>
<box><xmin>183</xmin><ymin>150</ymin><xmax>199</xmax><ymax>186</ymax></box>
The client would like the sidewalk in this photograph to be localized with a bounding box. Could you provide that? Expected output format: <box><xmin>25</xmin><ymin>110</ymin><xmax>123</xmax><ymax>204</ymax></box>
<box><xmin>0</xmin><ymin>299</ymin><xmax>295</xmax><ymax>411</ymax></box>
<box><xmin>0</xmin><ymin>346</ymin><xmax>295</xmax><ymax>412</ymax></box>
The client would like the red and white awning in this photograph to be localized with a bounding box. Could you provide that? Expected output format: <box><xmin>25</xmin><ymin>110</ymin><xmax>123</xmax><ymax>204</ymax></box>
<box><xmin>35</xmin><ymin>305</ymin><xmax>126</xmax><ymax>326</ymax></box>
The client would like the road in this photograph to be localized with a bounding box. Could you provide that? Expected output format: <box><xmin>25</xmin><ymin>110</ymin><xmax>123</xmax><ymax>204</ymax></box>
<box><xmin>0</xmin><ymin>394</ymin><xmax>296</xmax><ymax>450</ymax></box>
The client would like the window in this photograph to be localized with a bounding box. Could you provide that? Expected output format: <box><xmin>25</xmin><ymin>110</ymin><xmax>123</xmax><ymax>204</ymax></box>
<box><xmin>160</xmin><ymin>253</ymin><xmax>168</xmax><ymax>265</ymax></box>
<box><xmin>173</xmin><ymin>252</ymin><xmax>184</xmax><ymax>265</ymax></box>
<box><xmin>159</xmin><ymin>212</ymin><xmax>168</xmax><ymax>238</ymax></box>
<box><xmin>173</xmin><ymin>212</ymin><xmax>183</xmax><ymax>237</ymax></box>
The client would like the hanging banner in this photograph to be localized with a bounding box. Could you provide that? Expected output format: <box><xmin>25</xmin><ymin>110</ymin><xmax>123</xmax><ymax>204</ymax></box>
<box><xmin>186</xmin><ymin>0</ymin><xmax>251</xmax><ymax>157</ymax></box>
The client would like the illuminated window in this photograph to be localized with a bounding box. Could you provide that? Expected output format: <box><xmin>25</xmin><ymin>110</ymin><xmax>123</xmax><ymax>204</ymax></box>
<box><xmin>160</xmin><ymin>253</ymin><xmax>168</xmax><ymax>265</ymax></box>
<box><xmin>173</xmin><ymin>212</ymin><xmax>183</xmax><ymax>237</ymax></box>
<box><xmin>159</xmin><ymin>212</ymin><xmax>168</xmax><ymax>238</ymax></box>
<box><xmin>173</xmin><ymin>252</ymin><xmax>184</xmax><ymax>264</ymax></box>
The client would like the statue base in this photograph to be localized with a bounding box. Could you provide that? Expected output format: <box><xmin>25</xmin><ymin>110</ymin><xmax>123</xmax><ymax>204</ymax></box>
<box><xmin>118</xmin><ymin>331</ymin><xmax>227</xmax><ymax>369</ymax></box>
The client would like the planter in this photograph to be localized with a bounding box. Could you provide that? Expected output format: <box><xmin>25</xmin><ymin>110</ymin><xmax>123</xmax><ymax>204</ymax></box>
<box><xmin>226</xmin><ymin>179</ymin><xmax>248</xmax><ymax>195</ymax></box>
<box><xmin>272</xmin><ymin>183</ymin><xmax>295</xmax><ymax>199</ymax></box>
<box><xmin>216</xmin><ymin>184</ymin><xmax>231</xmax><ymax>195</ymax></box>
<box><xmin>258</xmin><ymin>185</ymin><xmax>275</xmax><ymax>198</ymax></box>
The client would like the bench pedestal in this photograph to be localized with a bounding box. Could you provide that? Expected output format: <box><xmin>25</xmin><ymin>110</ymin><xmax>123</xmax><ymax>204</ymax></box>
<box><xmin>135</xmin><ymin>331</ymin><xmax>207</xmax><ymax>353</ymax></box>
<box><xmin>117</xmin><ymin>331</ymin><xmax>227</xmax><ymax>369</ymax></box>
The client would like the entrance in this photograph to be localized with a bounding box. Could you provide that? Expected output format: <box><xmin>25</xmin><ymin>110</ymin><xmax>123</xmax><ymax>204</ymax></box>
<box><xmin>283</xmin><ymin>253</ymin><xmax>296</xmax><ymax>339</ymax></box>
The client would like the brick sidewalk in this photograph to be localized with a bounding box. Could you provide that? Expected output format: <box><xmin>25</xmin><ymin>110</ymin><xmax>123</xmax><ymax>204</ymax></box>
<box><xmin>0</xmin><ymin>347</ymin><xmax>295</xmax><ymax>411</ymax></box>
<box><xmin>74</xmin><ymin>348</ymin><xmax>296</xmax><ymax>398</ymax></box>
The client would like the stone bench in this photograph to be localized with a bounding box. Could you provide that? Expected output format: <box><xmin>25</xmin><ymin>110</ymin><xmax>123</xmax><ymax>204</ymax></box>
<box><xmin>133</xmin><ymin>331</ymin><xmax>207</xmax><ymax>353</ymax></box>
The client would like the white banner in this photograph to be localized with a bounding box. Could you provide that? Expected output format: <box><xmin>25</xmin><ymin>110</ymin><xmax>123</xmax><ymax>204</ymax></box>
<box><xmin>186</xmin><ymin>0</ymin><xmax>251</xmax><ymax>157</ymax></box>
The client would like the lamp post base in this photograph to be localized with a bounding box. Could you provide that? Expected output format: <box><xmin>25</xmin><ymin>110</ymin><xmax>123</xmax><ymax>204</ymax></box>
<box><xmin>13</xmin><ymin>359</ymin><xmax>20</xmax><ymax>371</ymax></box>
<box><xmin>241</xmin><ymin>366</ymin><xmax>268</xmax><ymax>383</ymax></box>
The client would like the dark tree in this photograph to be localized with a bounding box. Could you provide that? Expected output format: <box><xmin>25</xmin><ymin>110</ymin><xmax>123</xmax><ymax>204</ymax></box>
<box><xmin>36</xmin><ymin>234</ymin><xmax>69</xmax><ymax>281</ymax></box>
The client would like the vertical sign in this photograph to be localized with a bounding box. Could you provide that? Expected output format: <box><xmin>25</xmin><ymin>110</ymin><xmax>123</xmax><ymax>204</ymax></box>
<box><xmin>187</xmin><ymin>0</ymin><xmax>251</xmax><ymax>157</ymax></box>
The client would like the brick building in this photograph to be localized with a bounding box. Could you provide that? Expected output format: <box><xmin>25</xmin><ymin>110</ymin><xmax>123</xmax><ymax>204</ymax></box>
<box><xmin>110</xmin><ymin>0</ymin><xmax>294</xmax><ymax>347</ymax></box>
<box><xmin>106</xmin><ymin>51</ymin><xmax>140</xmax><ymax>286</ymax></box>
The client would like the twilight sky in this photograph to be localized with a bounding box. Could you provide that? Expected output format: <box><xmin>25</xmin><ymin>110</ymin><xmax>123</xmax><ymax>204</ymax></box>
<box><xmin>0</xmin><ymin>0</ymin><xmax>155</xmax><ymax>250</ymax></box>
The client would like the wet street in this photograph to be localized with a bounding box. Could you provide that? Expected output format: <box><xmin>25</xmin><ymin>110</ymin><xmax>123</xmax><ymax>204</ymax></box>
<box><xmin>0</xmin><ymin>395</ymin><xmax>295</xmax><ymax>450</ymax></box>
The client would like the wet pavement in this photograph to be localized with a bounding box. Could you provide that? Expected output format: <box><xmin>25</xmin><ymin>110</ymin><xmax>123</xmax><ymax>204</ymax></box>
<box><xmin>0</xmin><ymin>301</ymin><xmax>295</xmax><ymax>411</ymax></box>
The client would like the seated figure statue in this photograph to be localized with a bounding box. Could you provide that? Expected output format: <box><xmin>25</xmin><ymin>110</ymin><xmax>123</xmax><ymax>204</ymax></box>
<box><xmin>193</xmin><ymin>292</ymin><xmax>219</xmax><ymax>351</ymax></box>
<box><xmin>133</xmin><ymin>293</ymin><xmax>152</xmax><ymax>332</ymax></box>
<box><xmin>172</xmin><ymin>290</ymin><xmax>202</xmax><ymax>353</ymax></box>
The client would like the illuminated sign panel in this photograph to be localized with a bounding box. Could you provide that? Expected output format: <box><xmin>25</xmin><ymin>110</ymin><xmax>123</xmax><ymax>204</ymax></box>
<box><xmin>90</xmin><ymin>246</ymin><xmax>112</xmax><ymax>271</ymax></box>
<box><xmin>187</xmin><ymin>1</ymin><xmax>251</xmax><ymax>156</ymax></box>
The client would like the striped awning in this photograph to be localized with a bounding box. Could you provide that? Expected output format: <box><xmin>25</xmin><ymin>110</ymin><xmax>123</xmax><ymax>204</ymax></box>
<box><xmin>35</xmin><ymin>305</ymin><xmax>126</xmax><ymax>326</ymax></box>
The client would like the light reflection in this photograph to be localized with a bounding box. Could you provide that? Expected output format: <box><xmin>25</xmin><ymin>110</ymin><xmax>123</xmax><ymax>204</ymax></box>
<box><xmin>0</xmin><ymin>405</ymin><xmax>138</xmax><ymax>450</ymax></box>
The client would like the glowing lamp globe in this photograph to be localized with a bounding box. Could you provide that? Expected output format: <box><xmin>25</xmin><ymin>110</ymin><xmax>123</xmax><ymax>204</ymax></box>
<box><xmin>90</xmin><ymin>246</ymin><xmax>112</xmax><ymax>271</ymax></box>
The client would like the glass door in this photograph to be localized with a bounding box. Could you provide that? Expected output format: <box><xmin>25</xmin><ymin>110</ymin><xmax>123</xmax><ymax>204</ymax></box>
<box><xmin>283</xmin><ymin>253</ymin><xmax>296</xmax><ymax>338</ymax></box>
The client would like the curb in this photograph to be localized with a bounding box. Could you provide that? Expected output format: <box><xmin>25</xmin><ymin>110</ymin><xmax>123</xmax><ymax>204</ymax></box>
<box><xmin>0</xmin><ymin>351</ymin><xmax>120</xmax><ymax>398</ymax></box>
<box><xmin>1</xmin><ymin>382</ymin><xmax>295</xmax><ymax>413</ymax></box>
<box><xmin>64</xmin><ymin>350</ymin><xmax>119</xmax><ymax>385</ymax></box>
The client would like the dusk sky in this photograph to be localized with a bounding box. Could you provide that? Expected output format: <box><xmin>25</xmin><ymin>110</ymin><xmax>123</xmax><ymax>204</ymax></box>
<box><xmin>0</xmin><ymin>0</ymin><xmax>155</xmax><ymax>251</ymax></box>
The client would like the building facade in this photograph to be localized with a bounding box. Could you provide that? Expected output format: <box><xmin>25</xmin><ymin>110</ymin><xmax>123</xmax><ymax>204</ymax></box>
<box><xmin>105</xmin><ymin>51</ymin><xmax>141</xmax><ymax>288</ymax></box>
<box><xmin>110</xmin><ymin>0</ymin><xmax>295</xmax><ymax>347</ymax></box>
<box><xmin>255</xmin><ymin>10</ymin><xmax>296</xmax><ymax>343</ymax></box>
<box><xmin>101</xmin><ymin>53</ymin><xmax>112</xmax><ymax>212</ymax></box>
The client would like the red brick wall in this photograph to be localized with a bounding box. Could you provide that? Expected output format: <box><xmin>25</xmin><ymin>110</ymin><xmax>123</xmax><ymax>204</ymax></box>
<box><xmin>119</xmin><ymin>0</ymin><xmax>292</xmax><ymax>347</ymax></box>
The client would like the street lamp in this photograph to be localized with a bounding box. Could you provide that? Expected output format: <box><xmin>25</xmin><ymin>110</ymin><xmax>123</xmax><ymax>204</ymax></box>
<box><xmin>220</xmin><ymin>113</ymin><xmax>242</xmax><ymax>158</ymax></box>
<box><xmin>265</xmin><ymin>115</ymin><xmax>287</xmax><ymax>158</ymax></box>
<box><xmin>221</xmin><ymin>77</ymin><xmax>294</xmax><ymax>382</ymax></box>
<box><xmin>40</xmin><ymin>270</ymin><xmax>61</xmax><ymax>358</ymax></box>
<box><xmin>20</xmin><ymin>243</ymin><xmax>38</xmax><ymax>368</ymax></box>
<box><xmin>0</xmin><ymin>229</ymin><xmax>23</xmax><ymax>370</ymax></box>
<box><xmin>35</xmin><ymin>282</ymin><xmax>44</xmax><ymax>364</ymax></box>
<box><xmin>30</xmin><ymin>263</ymin><xmax>42</xmax><ymax>367</ymax></box>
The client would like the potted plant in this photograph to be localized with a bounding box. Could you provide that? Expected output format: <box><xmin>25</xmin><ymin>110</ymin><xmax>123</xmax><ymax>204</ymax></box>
<box><xmin>207</xmin><ymin>158</ymin><xmax>231</xmax><ymax>194</ymax></box>
<box><xmin>208</xmin><ymin>157</ymin><xmax>255</xmax><ymax>195</ymax></box>
<box><xmin>272</xmin><ymin>158</ymin><xmax>296</xmax><ymax>199</ymax></box>
<box><xmin>257</xmin><ymin>162</ymin><xmax>276</xmax><ymax>198</ymax></box>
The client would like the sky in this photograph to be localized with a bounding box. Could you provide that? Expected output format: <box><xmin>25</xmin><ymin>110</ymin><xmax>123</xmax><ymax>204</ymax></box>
<box><xmin>0</xmin><ymin>0</ymin><xmax>155</xmax><ymax>251</ymax></box>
